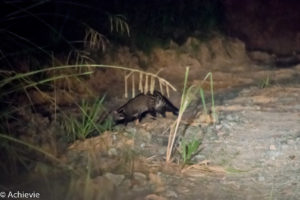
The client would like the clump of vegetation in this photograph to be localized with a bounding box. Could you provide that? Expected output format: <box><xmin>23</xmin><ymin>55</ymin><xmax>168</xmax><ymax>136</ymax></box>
<box><xmin>166</xmin><ymin>67</ymin><xmax>217</xmax><ymax>163</ymax></box>
<box><xmin>0</xmin><ymin>0</ymin><xmax>132</xmax><ymax>180</ymax></box>
<box><xmin>61</xmin><ymin>96</ymin><xmax>113</xmax><ymax>142</ymax></box>
<box><xmin>180</xmin><ymin>138</ymin><xmax>202</xmax><ymax>164</ymax></box>
<box><xmin>259</xmin><ymin>74</ymin><xmax>272</xmax><ymax>88</ymax></box>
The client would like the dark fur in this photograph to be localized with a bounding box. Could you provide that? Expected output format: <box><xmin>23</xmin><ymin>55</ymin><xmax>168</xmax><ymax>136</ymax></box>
<box><xmin>113</xmin><ymin>91</ymin><xmax>178</xmax><ymax>125</ymax></box>
<box><xmin>153</xmin><ymin>90</ymin><xmax>178</xmax><ymax>117</ymax></box>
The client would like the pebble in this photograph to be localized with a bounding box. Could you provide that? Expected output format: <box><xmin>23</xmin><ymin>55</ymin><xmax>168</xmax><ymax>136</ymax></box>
<box><xmin>165</xmin><ymin>190</ymin><xmax>178</xmax><ymax>198</ymax></box>
<box><xmin>193</xmin><ymin>154</ymin><xmax>206</xmax><ymax>162</ymax></box>
<box><xmin>287</xmin><ymin>139</ymin><xmax>295</xmax><ymax>145</ymax></box>
<box><xmin>226</xmin><ymin>115</ymin><xmax>234</xmax><ymax>121</ymax></box>
<box><xmin>134</xmin><ymin>172</ymin><xmax>147</xmax><ymax>185</ymax></box>
<box><xmin>217</xmin><ymin>131</ymin><xmax>226</xmax><ymax>136</ymax></box>
<box><xmin>125</xmin><ymin>127</ymin><xmax>137</xmax><ymax>135</ymax></box>
<box><xmin>108</xmin><ymin>148</ymin><xmax>118</xmax><ymax>156</ymax></box>
<box><xmin>258</xmin><ymin>176</ymin><xmax>265</xmax><ymax>182</ymax></box>
<box><xmin>215</xmin><ymin>124</ymin><xmax>223</xmax><ymax>130</ymax></box>
<box><xmin>282</xmin><ymin>144</ymin><xmax>288</xmax><ymax>150</ymax></box>
<box><xmin>269</xmin><ymin>145</ymin><xmax>276</xmax><ymax>150</ymax></box>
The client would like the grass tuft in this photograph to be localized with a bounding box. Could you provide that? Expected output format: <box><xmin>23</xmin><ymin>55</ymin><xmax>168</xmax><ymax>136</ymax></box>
<box><xmin>181</xmin><ymin>138</ymin><xmax>202</xmax><ymax>164</ymax></box>
<box><xmin>61</xmin><ymin>96</ymin><xmax>112</xmax><ymax>141</ymax></box>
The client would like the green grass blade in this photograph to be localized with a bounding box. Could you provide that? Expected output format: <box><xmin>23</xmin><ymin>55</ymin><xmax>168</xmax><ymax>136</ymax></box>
<box><xmin>199</xmin><ymin>88</ymin><xmax>207</xmax><ymax>115</ymax></box>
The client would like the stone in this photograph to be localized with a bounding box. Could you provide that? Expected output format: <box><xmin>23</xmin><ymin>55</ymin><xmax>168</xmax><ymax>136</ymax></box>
<box><xmin>104</xmin><ymin>173</ymin><xmax>125</xmax><ymax>186</ymax></box>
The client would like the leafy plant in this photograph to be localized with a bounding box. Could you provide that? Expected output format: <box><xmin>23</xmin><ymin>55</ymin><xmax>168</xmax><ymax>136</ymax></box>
<box><xmin>181</xmin><ymin>139</ymin><xmax>201</xmax><ymax>164</ymax></box>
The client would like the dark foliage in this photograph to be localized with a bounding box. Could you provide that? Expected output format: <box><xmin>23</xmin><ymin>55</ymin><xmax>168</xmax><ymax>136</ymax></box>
<box><xmin>0</xmin><ymin>0</ymin><xmax>224</xmax><ymax>69</ymax></box>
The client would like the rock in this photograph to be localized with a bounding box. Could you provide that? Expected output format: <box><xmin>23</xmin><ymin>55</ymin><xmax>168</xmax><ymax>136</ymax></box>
<box><xmin>269</xmin><ymin>145</ymin><xmax>276</xmax><ymax>150</ymax></box>
<box><xmin>248</xmin><ymin>51</ymin><xmax>275</xmax><ymax>65</ymax></box>
<box><xmin>134</xmin><ymin>172</ymin><xmax>147</xmax><ymax>183</ymax></box>
<box><xmin>289</xmin><ymin>155</ymin><xmax>296</xmax><ymax>160</ymax></box>
<box><xmin>165</xmin><ymin>190</ymin><xmax>178</xmax><ymax>198</ymax></box>
<box><xmin>258</xmin><ymin>176</ymin><xmax>265</xmax><ymax>182</ymax></box>
<box><xmin>193</xmin><ymin>154</ymin><xmax>206</xmax><ymax>162</ymax></box>
<box><xmin>125</xmin><ymin>127</ymin><xmax>137</xmax><ymax>135</ymax></box>
<box><xmin>120</xmin><ymin>179</ymin><xmax>132</xmax><ymax>190</ymax></box>
<box><xmin>131</xmin><ymin>172</ymin><xmax>148</xmax><ymax>190</ymax></box>
<box><xmin>149</xmin><ymin>173</ymin><xmax>165</xmax><ymax>193</ymax></box>
<box><xmin>287</xmin><ymin>139</ymin><xmax>295</xmax><ymax>145</ymax></box>
<box><xmin>145</xmin><ymin>194</ymin><xmax>167</xmax><ymax>200</ymax></box>
<box><xmin>104</xmin><ymin>173</ymin><xmax>125</xmax><ymax>186</ymax></box>
<box><xmin>108</xmin><ymin>148</ymin><xmax>118</xmax><ymax>156</ymax></box>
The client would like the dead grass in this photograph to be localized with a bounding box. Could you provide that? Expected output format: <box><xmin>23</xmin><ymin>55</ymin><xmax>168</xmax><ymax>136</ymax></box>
<box><xmin>181</xmin><ymin>160</ymin><xmax>226</xmax><ymax>177</ymax></box>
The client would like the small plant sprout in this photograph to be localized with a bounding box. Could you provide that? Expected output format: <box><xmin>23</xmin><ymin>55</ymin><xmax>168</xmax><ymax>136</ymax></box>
<box><xmin>181</xmin><ymin>139</ymin><xmax>202</xmax><ymax>164</ymax></box>
<box><xmin>259</xmin><ymin>74</ymin><xmax>271</xmax><ymax>88</ymax></box>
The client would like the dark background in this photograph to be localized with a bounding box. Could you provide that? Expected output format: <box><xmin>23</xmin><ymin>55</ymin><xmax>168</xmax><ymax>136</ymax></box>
<box><xmin>1</xmin><ymin>0</ymin><xmax>300</xmax><ymax>63</ymax></box>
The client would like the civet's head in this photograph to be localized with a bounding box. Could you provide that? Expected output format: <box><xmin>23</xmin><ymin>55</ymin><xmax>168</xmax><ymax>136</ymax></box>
<box><xmin>112</xmin><ymin>110</ymin><xmax>126</xmax><ymax>122</ymax></box>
